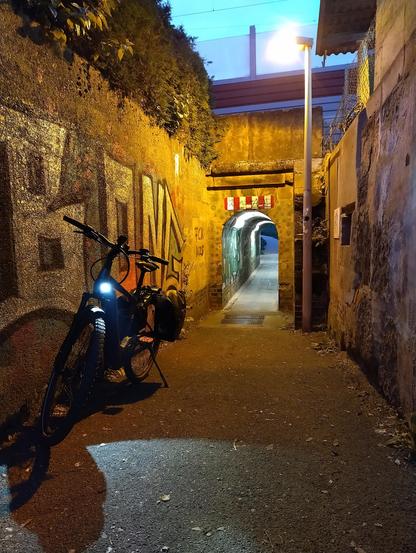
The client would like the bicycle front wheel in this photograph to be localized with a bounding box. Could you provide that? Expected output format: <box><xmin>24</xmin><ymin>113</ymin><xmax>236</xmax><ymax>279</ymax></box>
<box><xmin>40</xmin><ymin>310</ymin><xmax>105</xmax><ymax>443</ymax></box>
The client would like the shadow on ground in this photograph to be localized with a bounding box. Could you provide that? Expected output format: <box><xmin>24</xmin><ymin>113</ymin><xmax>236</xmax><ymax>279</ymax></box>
<box><xmin>0</xmin><ymin>380</ymin><xmax>162</xmax><ymax>553</ymax></box>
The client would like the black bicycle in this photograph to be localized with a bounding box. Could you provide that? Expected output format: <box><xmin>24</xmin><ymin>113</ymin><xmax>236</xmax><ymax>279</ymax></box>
<box><xmin>40</xmin><ymin>215</ymin><xmax>186</xmax><ymax>443</ymax></box>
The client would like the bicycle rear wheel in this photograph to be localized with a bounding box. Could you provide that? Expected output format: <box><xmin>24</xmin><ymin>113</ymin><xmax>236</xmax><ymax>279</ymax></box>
<box><xmin>124</xmin><ymin>336</ymin><xmax>160</xmax><ymax>383</ymax></box>
<box><xmin>40</xmin><ymin>310</ymin><xmax>105</xmax><ymax>444</ymax></box>
<box><xmin>124</xmin><ymin>302</ymin><xmax>160</xmax><ymax>383</ymax></box>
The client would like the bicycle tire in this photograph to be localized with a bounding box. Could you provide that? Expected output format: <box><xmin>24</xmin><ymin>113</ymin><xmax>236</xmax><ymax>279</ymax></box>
<box><xmin>40</xmin><ymin>309</ymin><xmax>105</xmax><ymax>444</ymax></box>
<box><xmin>124</xmin><ymin>337</ymin><xmax>160</xmax><ymax>384</ymax></box>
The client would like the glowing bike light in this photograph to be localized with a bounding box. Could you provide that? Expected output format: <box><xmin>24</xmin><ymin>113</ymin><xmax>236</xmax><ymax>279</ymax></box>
<box><xmin>99</xmin><ymin>282</ymin><xmax>112</xmax><ymax>294</ymax></box>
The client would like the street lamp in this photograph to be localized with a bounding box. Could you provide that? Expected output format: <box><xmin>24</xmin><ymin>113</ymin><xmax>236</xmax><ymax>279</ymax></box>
<box><xmin>297</xmin><ymin>36</ymin><xmax>314</xmax><ymax>333</ymax></box>
<box><xmin>266</xmin><ymin>28</ymin><xmax>313</xmax><ymax>332</ymax></box>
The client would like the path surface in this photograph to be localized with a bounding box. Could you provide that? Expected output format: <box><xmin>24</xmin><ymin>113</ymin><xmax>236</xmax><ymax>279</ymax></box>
<box><xmin>1</xmin><ymin>313</ymin><xmax>416</xmax><ymax>553</ymax></box>
<box><xmin>225</xmin><ymin>253</ymin><xmax>279</xmax><ymax>313</ymax></box>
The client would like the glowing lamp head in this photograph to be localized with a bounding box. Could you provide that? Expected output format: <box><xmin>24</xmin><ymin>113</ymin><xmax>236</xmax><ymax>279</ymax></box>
<box><xmin>265</xmin><ymin>23</ymin><xmax>303</xmax><ymax>65</ymax></box>
<box><xmin>99</xmin><ymin>281</ymin><xmax>112</xmax><ymax>294</ymax></box>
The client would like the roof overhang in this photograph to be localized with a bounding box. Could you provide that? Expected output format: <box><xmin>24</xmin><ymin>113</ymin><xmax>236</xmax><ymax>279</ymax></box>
<box><xmin>316</xmin><ymin>0</ymin><xmax>376</xmax><ymax>56</ymax></box>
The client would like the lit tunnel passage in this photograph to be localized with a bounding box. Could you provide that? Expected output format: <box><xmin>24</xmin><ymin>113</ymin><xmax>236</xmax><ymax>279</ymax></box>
<box><xmin>222</xmin><ymin>210</ymin><xmax>279</xmax><ymax>312</ymax></box>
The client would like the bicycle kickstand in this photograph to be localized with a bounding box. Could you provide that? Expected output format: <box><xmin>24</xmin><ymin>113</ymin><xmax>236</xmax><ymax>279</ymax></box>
<box><xmin>150</xmin><ymin>348</ymin><xmax>169</xmax><ymax>388</ymax></box>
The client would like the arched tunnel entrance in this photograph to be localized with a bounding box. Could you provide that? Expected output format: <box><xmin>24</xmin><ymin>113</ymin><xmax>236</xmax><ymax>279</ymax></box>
<box><xmin>222</xmin><ymin>210</ymin><xmax>279</xmax><ymax>312</ymax></box>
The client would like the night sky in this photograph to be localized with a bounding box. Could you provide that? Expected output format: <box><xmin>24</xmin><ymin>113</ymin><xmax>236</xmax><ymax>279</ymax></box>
<box><xmin>169</xmin><ymin>0</ymin><xmax>321</xmax><ymax>41</ymax></box>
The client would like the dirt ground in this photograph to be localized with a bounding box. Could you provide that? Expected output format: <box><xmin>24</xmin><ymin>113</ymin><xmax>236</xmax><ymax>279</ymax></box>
<box><xmin>1</xmin><ymin>311</ymin><xmax>415</xmax><ymax>553</ymax></box>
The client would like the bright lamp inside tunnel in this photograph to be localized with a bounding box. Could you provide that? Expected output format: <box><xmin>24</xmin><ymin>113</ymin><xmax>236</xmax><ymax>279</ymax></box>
<box><xmin>251</xmin><ymin>221</ymin><xmax>270</xmax><ymax>234</ymax></box>
<box><xmin>232</xmin><ymin>211</ymin><xmax>270</xmax><ymax>229</ymax></box>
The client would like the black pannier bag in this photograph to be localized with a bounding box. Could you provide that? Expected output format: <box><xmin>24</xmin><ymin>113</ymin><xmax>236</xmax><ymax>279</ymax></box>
<box><xmin>153</xmin><ymin>289</ymin><xmax>186</xmax><ymax>341</ymax></box>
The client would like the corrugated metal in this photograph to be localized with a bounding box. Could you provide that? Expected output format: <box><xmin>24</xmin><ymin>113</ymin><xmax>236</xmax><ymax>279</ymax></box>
<box><xmin>316</xmin><ymin>0</ymin><xmax>376</xmax><ymax>55</ymax></box>
<box><xmin>212</xmin><ymin>69</ymin><xmax>345</xmax><ymax>110</ymax></box>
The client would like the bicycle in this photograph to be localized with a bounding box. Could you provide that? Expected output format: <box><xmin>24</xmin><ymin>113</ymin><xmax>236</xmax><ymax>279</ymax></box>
<box><xmin>40</xmin><ymin>215</ymin><xmax>186</xmax><ymax>443</ymax></box>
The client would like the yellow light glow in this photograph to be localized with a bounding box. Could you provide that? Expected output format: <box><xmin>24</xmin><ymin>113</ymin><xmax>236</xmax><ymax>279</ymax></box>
<box><xmin>265</xmin><ymin>23</ymin><xmax>302</xmax><ymax>65</ymax></box>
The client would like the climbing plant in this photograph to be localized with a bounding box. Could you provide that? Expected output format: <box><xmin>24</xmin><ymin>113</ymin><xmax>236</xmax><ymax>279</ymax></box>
<box><xmin>11</xmin><ymin>0</ymin><xmax>221</xmax><ymax>168</ymax></box>
<box><xmin>81</xmin><ymin>0</ymin><xmax>221</xmax><ymax>167</ymax></box>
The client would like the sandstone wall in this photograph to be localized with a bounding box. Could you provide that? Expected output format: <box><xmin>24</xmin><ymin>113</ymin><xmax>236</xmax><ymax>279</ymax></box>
<box><xmin>0</xmin><ymin>7</ymin><xmax>212</xmax><ymax>427</ymax></box>
<box><xmin>208</xmin><ymin>109</ymin><xmax>324</xmax><ymax>313</ymax></box>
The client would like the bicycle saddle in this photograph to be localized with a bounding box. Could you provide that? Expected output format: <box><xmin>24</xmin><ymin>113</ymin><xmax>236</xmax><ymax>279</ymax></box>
<box><xmin>136</xmin><ymin>260</ymin><xmax>158</xmax><ymax>272</ymax></box>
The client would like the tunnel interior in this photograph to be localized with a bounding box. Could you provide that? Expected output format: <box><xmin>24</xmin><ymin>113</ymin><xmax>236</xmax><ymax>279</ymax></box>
<box><xmin>222</xmin><ymin>210</ymin><xmax>279</xmax><ymax>311</ymax></box>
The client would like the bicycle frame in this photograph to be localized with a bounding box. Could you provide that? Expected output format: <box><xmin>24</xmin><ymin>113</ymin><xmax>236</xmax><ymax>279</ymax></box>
<box><xmin>40</xmin><ymin>215</ymin><xmax>170</xmax><ymax>444</ymax></box>
<box><xmin>80</xmin><ymin>250</ymin><xmax>142</xmax><ymax>373</ymax></box>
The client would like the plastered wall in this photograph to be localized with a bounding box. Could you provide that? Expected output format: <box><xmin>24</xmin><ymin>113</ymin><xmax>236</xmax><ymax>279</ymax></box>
<box><xmin>327</xmin><ymin>5</ymin><xmax>416</xmax><ymax>414</ymax></box>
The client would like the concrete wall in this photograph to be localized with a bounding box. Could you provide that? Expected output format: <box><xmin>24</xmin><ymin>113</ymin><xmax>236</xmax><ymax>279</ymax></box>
<box><xmin>209</xmin><ymin>109</ymin><xmax>324</xmax><ymax>313</ymax></box>
<box><xmin>327</xmin><ymin>1</ymin><xmax>416</xmax><ymax>414</ymax></box>
<box><xmin>375</xmin><ymin>0</ymin><xmax>416</xmax><ymax>91</ymax></box>
<box><xmin>0</xmin><ymin>7</ymin><xmax>212</xmax><ymax>427</ymax></box>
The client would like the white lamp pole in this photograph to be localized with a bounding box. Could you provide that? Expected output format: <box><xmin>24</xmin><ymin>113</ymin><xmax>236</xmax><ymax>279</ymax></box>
<box><xmin>297</xmin><ymin>36</ymin><xmax>313</xmax><ymax>332</ymax></box>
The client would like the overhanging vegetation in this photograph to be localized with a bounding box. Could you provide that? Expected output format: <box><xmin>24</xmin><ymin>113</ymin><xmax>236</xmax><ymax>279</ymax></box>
<box><xmin>10</xmin><ymin>0</ymin><xmax>221</xmax><ymax>168</ymax></box>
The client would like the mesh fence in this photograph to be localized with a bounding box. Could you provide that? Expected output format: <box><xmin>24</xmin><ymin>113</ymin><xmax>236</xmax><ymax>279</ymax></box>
<box><xmin>324</xmin><ymin>21</ymin><xmax>375</xmax><ymax>151</ymax></box>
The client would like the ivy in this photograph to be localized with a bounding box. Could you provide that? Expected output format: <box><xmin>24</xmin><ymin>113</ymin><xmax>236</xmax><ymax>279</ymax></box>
<box><xmin>11</xmin><ymin>0</ymin><xmax>221</xmax><ymax>168</ymax></box>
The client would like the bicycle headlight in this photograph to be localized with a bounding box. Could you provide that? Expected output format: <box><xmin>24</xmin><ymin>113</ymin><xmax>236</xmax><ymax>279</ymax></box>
<box><xmin>99</xmin><ymin>282</ymin><xmax>112</xmax><ymax>294</ymax></box>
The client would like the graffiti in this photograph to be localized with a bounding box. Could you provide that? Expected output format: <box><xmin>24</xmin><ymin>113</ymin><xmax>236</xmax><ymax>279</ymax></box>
<box><xmin>0</xmin><ymin>104</ymin><xmax>186</xmax><ymax>425</ymax></box>
<box><xmin>0</xmin><ymin>105</ymin><xmax>87</xmax><ymax>331</ymax></box>
<box><xmin>194</xmin><ymin>227</ymin><xmax>205</xmax><ymax>257</ymax></box>
<box><xmin>142</xmin><ymin>175</ymin><xmax>185</xmax><ymax>288</ymax></box>
<box><xmin>0</xmin><ymin>105</ymin><xmax>186</xmax><ymax>334</ymax></box>
<box><xmin>103</xmin><ymin>154</ymin><xmax>134</xmax><ymax>282</ymax></box>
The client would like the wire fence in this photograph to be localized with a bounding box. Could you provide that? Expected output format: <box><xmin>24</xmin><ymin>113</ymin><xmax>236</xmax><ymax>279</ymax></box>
<box><xmin>324</xmin><ymin>20</ymin><xmax>375</xmax><ymax>151</ymax></box>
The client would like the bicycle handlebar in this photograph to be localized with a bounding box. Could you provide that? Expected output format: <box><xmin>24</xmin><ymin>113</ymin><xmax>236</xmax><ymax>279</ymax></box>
<box><xmin>63</xmin><ymin>215</ymin><xmax>90</xmax><ymax>232</ymax></box>
<box><xmin>148</xmin><ymin>254</ymin><xmax>169</xmax><ymax>266</ymax></box>
<box><xmin>63</xmin><ymin>216</ymin><xmax>168</xmax><ymax>265</ymax></box>
<box><xmin>64</xmin><ymin>215</ymin><xmax>117</xmax><ymax>249</ymax></box>
<box><xmin>127</xmin><ymin>249</ymin><xmax>169</xmax><ymax>266</ymax></box>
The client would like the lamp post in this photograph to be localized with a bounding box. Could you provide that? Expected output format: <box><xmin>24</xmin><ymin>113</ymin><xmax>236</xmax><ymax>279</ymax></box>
<box><xmin>297</xmin><ymin>36</ymin><xmax>314</xmax><ymax>333</ymax></box>
<box><xmin>266</xmin><ymin>28</ymin><xmax>314</xmax><ymax>331</ymax></box>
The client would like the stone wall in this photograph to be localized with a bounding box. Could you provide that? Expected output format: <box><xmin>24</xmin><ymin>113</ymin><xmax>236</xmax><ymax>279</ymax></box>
<box><xmin>327</xmin><ymin>2</ymin><xmax>416</xmax><ymax>414</ymax></box>
<box><xmin>375</xmin><ymin>0</ymin><xmax>416</xmax><ymax>90</ymax></box>
<box><xmin>208</xmin><ymin>109</ymin><xmax>324</xmax><ymax>312</ymax></box>
<box><xmin>0</xmin><ymin>7</ymin><xmax>212</xmax><ymax>427</ymax></box>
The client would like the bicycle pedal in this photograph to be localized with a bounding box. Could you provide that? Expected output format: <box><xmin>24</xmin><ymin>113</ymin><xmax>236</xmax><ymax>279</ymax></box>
<box><xmin>52</xmin><ymin>404</ymin><xmax>70</xmax><ymax>418</ymax></box>
<box><xmin>138</xmin><ymin>336</ymin><xmax>154</xmax><ymax>344</ymax></box>
<box><xmin>104</xmin><ymin>368</ymin><xmax>127</xmax><ymax>383</ymax></box>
